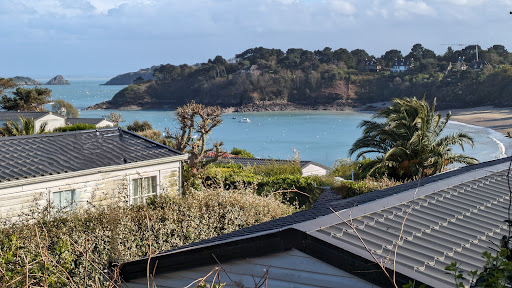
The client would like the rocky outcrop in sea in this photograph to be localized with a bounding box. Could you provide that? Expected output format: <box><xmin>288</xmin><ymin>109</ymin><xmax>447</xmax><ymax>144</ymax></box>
<box><xmin>45</xmin><ymin>75</ymin><xmax>70</xmax><ymax>85</ymax></box>
<box><xmin>12</xmin><ymin>76</ymin><xmax>42</xmax><ymax>85</ymax></box>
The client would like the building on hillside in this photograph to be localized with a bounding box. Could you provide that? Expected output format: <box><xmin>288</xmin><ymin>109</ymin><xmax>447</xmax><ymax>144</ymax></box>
<box><xmin>390</xmin><ymin>58</ymin><xmax>413</xmax><ymax>73</ymax></box>
<box><xmin>0</xmin><ymin>128</ymin><xmax>187</xmax><ymax>222</ymax></box>
<box><xmin>120</xmin><ymin>157</ymin><xmax>512</xmax><ymax>288</ymax></box>
<box><xmin>66</xmin><ymin>118</ymin><xmax>113</xmax><ymax>128</ymax></box>
<box><xmin>453</xmin><ymin>56</ymin><xmax>467</xmax><ymax>70</ymax></box>
<box><xmin>364</xmin><ymin>58</ymin><xmax>381</xmax><ymax>72</ymax></box>
<box><xmin>0</xmin><ymin>111</ymin><xmax>65</xmax><ymax>133</ymax></box>
<box><xmin>468</xmin><ymin>60</ymin><xmax>490</xmax><ymax>71</ymax></box>
<box><xmin>207</xmin><ymin>156</ymin><xmax>330</xmax><ymax>176</ymax></box>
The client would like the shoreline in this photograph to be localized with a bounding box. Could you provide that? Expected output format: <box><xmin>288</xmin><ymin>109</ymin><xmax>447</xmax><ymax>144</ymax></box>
<box><xmin>439</xmin><ymin>106</ymin><xmax>512</xmax><ymax>158</ymax></box>
<box><xmin>438</xmin><ymin>106</ymin><xmax>512</xmax><ymax>136</ymax></box>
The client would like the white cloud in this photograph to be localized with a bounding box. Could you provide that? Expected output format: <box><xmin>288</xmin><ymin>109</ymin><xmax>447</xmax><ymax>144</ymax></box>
<box><xmin>326</xmin><ymin>0</ymin><xmax>356</xmax><ymax>15</ymax></box>
<box><xmin>439</xmin><ymin>0</ymin><xmax>484</xmax><ymax>6</ymax></box>
<box><xmin>393</xmin><ymin>0</ymin><xmax>436</xmax><ymax>17</ymax></box>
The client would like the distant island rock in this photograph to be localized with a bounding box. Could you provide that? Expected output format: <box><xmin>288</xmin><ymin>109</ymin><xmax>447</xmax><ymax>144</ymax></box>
<box><xmin>12</xmin><ymin>76</ymin><xmax>42</xmax><ymax>85</ymax></box>
<box><xmin>45</xmin><ymin>75</ymin><xmax>70</xmax><ymax>85</ymax></box>
<box><xmin>102</xmin><ymin>67</ymin><xmax>157</xmax><ymax>85</ymax></box>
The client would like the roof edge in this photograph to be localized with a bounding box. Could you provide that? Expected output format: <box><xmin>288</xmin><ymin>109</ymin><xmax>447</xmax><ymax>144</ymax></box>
<box><xmin>120</xmin><ymin>129</ymin><xmax>184</xmax><ymax>155</ymax></box>
<box><xmin>0</xmin><ymin>154</ymin><xmax>188</xmax><ymax>189</ymax></box>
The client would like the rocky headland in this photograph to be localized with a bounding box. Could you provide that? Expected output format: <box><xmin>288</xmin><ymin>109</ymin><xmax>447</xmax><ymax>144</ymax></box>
<box><xmin>102</xmin><ymin>67</ymin><xmax>157</xmax><ymax>85</ymax></box>
<box><xmin>45</xmin><ymin>75</ymin><xmax>70</xmax><ymax>85</ymax></box>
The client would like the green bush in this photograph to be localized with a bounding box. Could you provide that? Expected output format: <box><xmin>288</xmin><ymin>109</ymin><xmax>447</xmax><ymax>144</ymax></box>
<box><xmin>333</xmin><ymin>178</ymin><xmax>401</xmax><ymax>199</ymax></box>
<box><xmin>251</xmin><ymin>162</ymin><xmax>302</xmax><ymax>177</ymax></box>
<box><xmin>0</xmin><ymin>187</ymin><xmax>293</xmax><ymax>287</ymax></box>
<box><xmin>230</xmin><ymin>147</ymin><xmax>254</xmax><ymax>158</ymax></box>
<box><xmin>329</xmin><ymin>158</ymin><xmax>375</xmax><ymax>180</ymax></box>
<box><xmin>52</xmin><ymin>123</ymin><xmax>96</xmax><ymax>132</ymax></box>
<box><xmin>256</xmin><ymin>175</ymin><xmax>323</xmax><ymax>208</ymax></box>
<box><xmin>136</xmin><ymin>129</ymin><xmax>169</xmax><ymax>146</ymax></box>
<box><xmin>127</xmin><ymin>120</ymin><xmax>153</xmax><ymax>132</ymax></box>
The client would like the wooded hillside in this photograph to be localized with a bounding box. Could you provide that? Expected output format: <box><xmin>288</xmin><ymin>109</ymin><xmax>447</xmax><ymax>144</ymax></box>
<box><xmin>92</xmin><ymin>44</ymin><xmax>512</xmax><ymax>110</ymax></box>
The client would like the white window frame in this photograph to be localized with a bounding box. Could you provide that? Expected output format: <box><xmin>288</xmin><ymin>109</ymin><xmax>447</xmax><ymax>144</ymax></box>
<box><xmin>50</xmin><ymin>189</ymin><xmax>78</xmax><ymax>211</ymax></box>
<box><xmin>128</xmin><ymin>172</ymin><xmax>160</xmax><ymax>205</ymax></box>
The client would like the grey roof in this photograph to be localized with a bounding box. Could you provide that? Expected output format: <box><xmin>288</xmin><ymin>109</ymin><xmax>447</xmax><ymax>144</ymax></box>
<box><xmin>120</xmin><ymin>156</ymin><xmax>512</xmax><ymax>287</ymax></box>
<box><xmin>213</xmin><ymin>157</ymin><xmax>330</xmax><ymax>170</ymax></box>
<box><xmin>0</xmin><ymin>128</ymin><xmax>183</xmax><ymax>183</ymax></box>
<box><xmin>313</xmin><ymin>171</ymin><xmax>510</xmax><ymax>287</ymax></box>
<box><xmin>0</xmin><ymin>111</ymin><xmax>62</xmax><ymax>121</ymax></box>
<box><xmin>66</xmin><ymin>118</ymin><xmax>108</xmax><ymax>125</ymax></box>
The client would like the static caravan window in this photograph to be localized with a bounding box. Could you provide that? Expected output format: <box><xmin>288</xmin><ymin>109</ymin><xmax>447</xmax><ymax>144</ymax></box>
<box><xmin>52</xmin><ymin>190</ymin><xmax>77</xmax><ymax>210</ymax></box>
<box><xmin>131</xmin><ymin>176</ymin><xmax>157</xmax><ymax>204</ymax></box>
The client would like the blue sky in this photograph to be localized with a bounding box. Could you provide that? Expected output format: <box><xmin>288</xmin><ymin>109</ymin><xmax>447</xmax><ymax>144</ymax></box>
<box><xmin>2</xmin><ymin>0</ymin><xmax>511</xmax><ymax>78</ymax></box>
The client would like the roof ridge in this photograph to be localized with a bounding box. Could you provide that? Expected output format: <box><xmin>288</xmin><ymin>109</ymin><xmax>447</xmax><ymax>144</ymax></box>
<box><xmin>120</xmin><ymin>129</ymin><xmax>184</xmax><ymax>155</ymax></box>
<box><xmin>0</xmin><ymin>127</ymin><xmax>119</xmax><ymax>142</ymax></box>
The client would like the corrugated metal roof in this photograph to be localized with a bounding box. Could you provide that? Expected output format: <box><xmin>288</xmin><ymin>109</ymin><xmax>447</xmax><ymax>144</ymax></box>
<box><xmin>0</xmin><ymin>128</ymin><xmax>183</xmax><ymax>182</ymax></box>
<box><xmin>311</xmin><ymin>169</ymin><xmax>511</xmax><ymax>287</ymax></box>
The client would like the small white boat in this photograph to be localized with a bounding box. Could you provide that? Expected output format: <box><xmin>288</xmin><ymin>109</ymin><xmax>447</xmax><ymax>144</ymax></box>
<box><xmin>239</xmin><ymin>117</ymin><xmax>251</xmax><ymax>123</ymax></box>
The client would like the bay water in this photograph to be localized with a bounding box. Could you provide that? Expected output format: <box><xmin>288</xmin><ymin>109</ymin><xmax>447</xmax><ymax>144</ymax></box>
<box><xmin>38</xmin><ymin>78</ymin><xmax>512</xmax><ymax>167</ymax></box>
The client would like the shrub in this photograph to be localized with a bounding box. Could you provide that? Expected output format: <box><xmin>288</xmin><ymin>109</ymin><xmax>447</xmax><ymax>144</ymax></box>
<box><xmin>256</xmin><ymin>175</ymin><xmax>323</xmax><ymax>208</ymax></box>
<box><xmin>127</xmin><ymin>120</ymin><xmax>153</xmax><ymax>132</ymax></box>
<box><xmin>52</xmin><ymin>123</ymin><xmax>96</xmax><ymax>132</ymax></box>
<box><xmin>230</xmin><ymin>147</ymin><xmax>254</xmax><ymax>158</ymax></box>
<box><xmin>0</xmin><ymin>187</ymin><xmax>293</xmax><ymax>287</ymax></box>
<box><xmin>136</xmin><ymin>129</ymin><xmax>169</xmax><ymax>145</ymax></box>
<box><xmin>333</xmin><ymin>178</ymin><xmax>401</xmax><ymax>199</ymax></box>
<box><xmin>251</xmin><ymin>162</ymin><xmax>302</xmax><ymax>177</ymax></box>
<box><xmin>329</xmin><ymin>158</ymin><xmax>374</xmax><ymax>180</ymax></box>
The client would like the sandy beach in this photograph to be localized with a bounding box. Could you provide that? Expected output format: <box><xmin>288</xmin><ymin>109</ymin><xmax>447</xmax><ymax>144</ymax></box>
<box><xmin>439</xmin><ymin>106</ymin><xmax>512</xmax><ymax>136</ymax></box>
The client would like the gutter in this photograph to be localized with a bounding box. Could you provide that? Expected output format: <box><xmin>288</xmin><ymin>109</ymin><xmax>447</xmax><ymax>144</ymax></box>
<box><xmin>0</xmin><ymin>154</ymin><xmax>188</xmax><ymax>189</ymax></box>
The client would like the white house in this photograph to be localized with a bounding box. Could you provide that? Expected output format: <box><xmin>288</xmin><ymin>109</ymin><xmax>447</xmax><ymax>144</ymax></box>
<box><xmin>66</xmin><ymin>117</ymin><xmax>113</xmax><ymax>128</ymax></box>
<box><xmin>390</xmin><ymin>58</ymin><xmax>413</xmax><ymax>73</ymax></box>
<box><xmin>0</xmin><ymin>111</ymin><xmax>66</xmax><ymax>133</ymax></box>
<box><xmin>121</xmin><ymin>157</ymin><xmax>512</xmax><ymax>288</ymax></box>
<box><xmin>0</xmin><ymin>111</ymin><xmax>114</xmax><ymax>133</ymax></box>
<box><xmin>0</xmin><ymin>128</ymin><xmax>187</xmax><ymax>222</ymax></box>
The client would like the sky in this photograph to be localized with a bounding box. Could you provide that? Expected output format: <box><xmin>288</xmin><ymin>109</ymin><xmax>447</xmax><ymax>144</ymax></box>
<box><xmin>1</xmin><ymin>0</ymin><xmax>512</xmax><ymax>78</ymax></box>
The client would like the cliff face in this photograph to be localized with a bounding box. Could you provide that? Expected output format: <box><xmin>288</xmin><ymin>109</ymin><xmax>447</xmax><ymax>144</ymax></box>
<box><xmin>45</xmin><ymin>75</ymin><xmax>70</xmax><ymax>85</ymax></box>
<box><xmin>102</xmin><ymin>67</ymin><xmax>157</xmax><ymax>85</ymax></box>
<box><xmin>12</xmin><ymin>76</ymin><xmax>42</xmax><ymax>85</ymax></box>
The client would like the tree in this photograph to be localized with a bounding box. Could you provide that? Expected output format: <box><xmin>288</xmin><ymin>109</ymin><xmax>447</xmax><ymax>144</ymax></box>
<box><xmin>166</xmin><ymin>102</ymin><xmax>223</xmax><ymax>190</ymax></box>
<box><xmin>51</xmin><ymin>99</ymin><xmax>79</xmax><ymax>118</ymax></box>
<box><xmin>381</xmin><ymin>49</ymin><xmax>403</xmax><ymax>68</ymax></box>
<box><xmin>406</xmin><ymin>43</ymin><xmax>425</xmax><ymax>61</ymax></box>
<box><xmin>1</xmin><ymin>87</ymin><xmax>52</xmax><ymax>111</ymax></box>
<box><xmin>0</xmin><ymin>78</ymin><xmax>16</xmax><ymax>96</ymax></box>
<box><xmin>333</xmin><ymin>48</ymin><xmax>356</xmax><ymax>69</ymax></box>
<box><xmin>314</xmin><ymin>47</ymin><xmax>334</xmax><ymax>64</ymax></box>
<box><xmin>103</xmin><ymin>112</ymin><xmax>123</xmax><ymax>126</ymax></box>
<box><xmin>350</xmin><ymin>49</ymin><xmax>370</xmax><ymax>71</ymax></box>
<box><xmin>349</xmin><ymin>97</ymin><xmax>478</xmax><ymax>180</ymax></box>
<box><xmin>0</xmin><ymin>116</ymin><xmax>47</xmax><ymax>136</ymax></box>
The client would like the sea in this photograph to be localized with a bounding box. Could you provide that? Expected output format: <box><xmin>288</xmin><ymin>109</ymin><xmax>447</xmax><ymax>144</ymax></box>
<box><xmin>32</xmin><ymin>78</ymin><xmax>512</xmax><ymax>167</ymax></box>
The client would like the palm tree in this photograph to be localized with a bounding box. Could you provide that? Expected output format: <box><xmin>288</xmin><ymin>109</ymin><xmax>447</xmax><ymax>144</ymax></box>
<box><xmin>0</xmin><ymin>116</ymin><xmax>47</xmax><ymax>137</ymax></box>
<box><xmin>349</xmin><ymin>97</ymin><xmax>478</xmax><ymax>180</ymax></box>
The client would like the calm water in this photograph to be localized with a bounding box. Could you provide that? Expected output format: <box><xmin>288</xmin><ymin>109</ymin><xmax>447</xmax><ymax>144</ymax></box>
<box><xmin>37</xmin><ymin>78</ymin><xmax>512</xmax><ymax>167</ymax></box>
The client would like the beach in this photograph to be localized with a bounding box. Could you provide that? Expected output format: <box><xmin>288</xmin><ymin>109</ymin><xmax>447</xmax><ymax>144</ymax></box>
<box><xmin>442</xmin><ymin>106</ymin><xmax>512</xmax><ymax>136</ymax></box>
<box><xmin>439</xmin><ymin>106</ymin><xmax>512</xmax><ymax>157</ymax></box>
